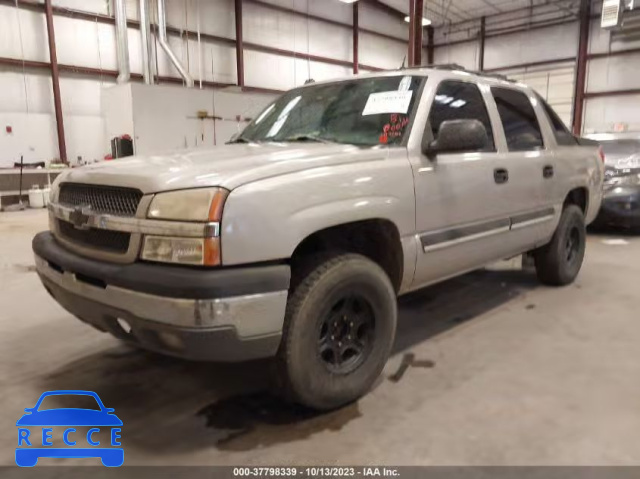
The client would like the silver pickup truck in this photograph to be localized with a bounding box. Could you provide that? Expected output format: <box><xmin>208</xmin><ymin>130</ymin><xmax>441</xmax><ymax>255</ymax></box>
<box><xmin>33</xmin><ymin>67</ymin><xmax>604</xmax><ymax>410</ymax></box>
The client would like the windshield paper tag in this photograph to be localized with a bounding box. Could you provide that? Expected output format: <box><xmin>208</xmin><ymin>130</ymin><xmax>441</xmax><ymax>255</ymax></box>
<box><xmin>362</xmin><ymin>90</ymin><xmax>413</xmax><ymax>116</ymax></box>
<box><xmin>398</xmin><ymin>76</ymin><xmax>412</xmax><ymax>91</ymax></box>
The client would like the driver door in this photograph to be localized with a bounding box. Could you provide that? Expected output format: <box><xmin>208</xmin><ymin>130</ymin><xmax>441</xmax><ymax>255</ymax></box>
<box><xmin>409</xmin><ymin>79</ymin><xmax>521</xmax><ymax>289</ymax></box>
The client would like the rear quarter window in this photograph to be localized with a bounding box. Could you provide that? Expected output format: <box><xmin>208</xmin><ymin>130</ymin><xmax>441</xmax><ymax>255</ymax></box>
<box><xmin>537</xmin><ymin>94</ymin><xmax>577</xmax><ymax>146</ymax></box>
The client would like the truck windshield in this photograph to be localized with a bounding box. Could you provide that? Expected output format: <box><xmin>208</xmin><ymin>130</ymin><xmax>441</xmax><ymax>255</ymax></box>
<box><xmin>237</xmin><ymin>75</ymin><xmax>424</xmax><ymax>146</ymax></box>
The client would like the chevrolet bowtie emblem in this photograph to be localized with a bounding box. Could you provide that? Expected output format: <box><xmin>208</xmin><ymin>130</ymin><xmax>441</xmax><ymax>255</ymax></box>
<box><xmin>68</xmin><ymin>205</ymin><xmax>92</xmax><ymax>230</ymax></box>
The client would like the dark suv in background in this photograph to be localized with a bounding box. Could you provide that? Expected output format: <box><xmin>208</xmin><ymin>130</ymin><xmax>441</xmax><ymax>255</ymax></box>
<box><xmin>587</xmin><ymin>133</ymin><xmax>640</xmax><ymax>229</ymax></box>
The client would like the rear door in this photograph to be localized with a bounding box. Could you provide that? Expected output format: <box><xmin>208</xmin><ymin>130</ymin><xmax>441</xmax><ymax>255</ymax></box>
<box><xmin>488</xmin><ymin>86</ymin><xmax>556</xmax><ymax>249</ymax></box>
<box><xmin>536</xmin><ymin>96</ymin><xmax>581</xmax><ymax>238</ymax></box>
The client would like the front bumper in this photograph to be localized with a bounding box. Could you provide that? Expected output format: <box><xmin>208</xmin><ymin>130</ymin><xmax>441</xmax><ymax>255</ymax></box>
<box><xmin>33</xmin><ymin>232</ymin><xmax>290</xmax><ymax>362</ymax></box>
<box><xmin>594</xmin><ymin>186</ymin><xmax>640</xmax><ymax>228</ymax></box>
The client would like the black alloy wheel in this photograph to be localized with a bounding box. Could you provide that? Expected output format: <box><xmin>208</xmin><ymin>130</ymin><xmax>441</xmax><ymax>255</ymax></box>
<box><xmin>318</xmin><ymin>295</ymin><xmax>375</xmax><ymax>374</ymax></box>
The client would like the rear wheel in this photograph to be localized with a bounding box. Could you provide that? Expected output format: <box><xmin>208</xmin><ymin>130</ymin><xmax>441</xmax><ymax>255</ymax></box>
<box><xmin>534</xmin><ymin>205</ymin><xmax>586</xmax><ymax>286</ymax></box>
<box><xmin>275</xmin><ymin>253</ymin><xmax>397</xmax><ymax>410</ymax></box>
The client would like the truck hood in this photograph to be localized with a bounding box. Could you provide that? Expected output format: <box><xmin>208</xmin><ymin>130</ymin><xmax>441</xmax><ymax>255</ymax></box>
<box><xmin>59</xmin><ymin>143</ymin><xmax>389</xmax><ymax>194</ymax></box>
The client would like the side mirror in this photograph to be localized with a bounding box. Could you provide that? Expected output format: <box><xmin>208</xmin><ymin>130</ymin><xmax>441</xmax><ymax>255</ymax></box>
<box><xmin>229</xmin><ymin>132</ymin><xmax>239</xmax><ymax>143</ymax></box>
<box><xmin>423</xmin><ymin>119</ymin><xmax>489</xmax><ymax>156</ymax></box>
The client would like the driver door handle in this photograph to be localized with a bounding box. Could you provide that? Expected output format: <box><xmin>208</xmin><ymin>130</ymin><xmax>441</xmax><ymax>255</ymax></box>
<box><xmin>543</xmin><ymin>165</ymin><xmax>554</xmax><ymax>178</ymax></box>
<box><xmin>494</xmin><ymin>168</ymin><xmax>509</xmax><ymax>184</ymax></box>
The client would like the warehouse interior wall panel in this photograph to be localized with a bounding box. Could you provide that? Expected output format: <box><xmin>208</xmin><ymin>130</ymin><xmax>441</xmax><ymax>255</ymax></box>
<box><xmin>0</xmin><ymin>67</ymin><xmax>53</xmax><ymax>115</ymax></box>
<box><xmin>586</xmin><ymin>53</ymin><xmax>640</xmax><ymax>94</ymax></box>
<box><xmin>0</xmin><ymin>0</ymin><xmax>408</xmax><ymax>166</ymax></box>
<box><xmin>163</xmin><ymin>0</ymin><xmax>235</xmax><ymax>38</ymax></box>
<box><xmin>359</xmin><ymin>2</ymin><xmax>407</xmax><ymax>40</ymax></box>
<box><xmin>583</xmin><ymin>94</ymin><xmax>640</xmax><ymax>134</ymax></box>
<box><xmin>483</xmin><ymin>22</ymin><xmax>579</xmax><ymax>70</ymax></box>
<box><xmin>359</xmin><ymin>31</ymin><xmax>407</xmax><ymax>70</ymax></box>
<box><xmin>185</xmin><ymin>40</ymin><xmax>237</xmax><ymax>86</ymax></box>
<box><xmin>102</xmin><ymin>82</ymin><xmax>134</xmax><ymax>152</ymax></box>
<box><xmin>3</xmin><ymin>0</ymin><xmax>640</xmax><ymax>165</ymax></box>
<box><xmin>0</xmin><ymin>6</ymin><xmax>49</xmax><ymax>63</ymax></box>
<box><xmin>243</xmin><ymin>49</ymin><xmax>352</xmax><ymax>91</ymax></box>
<box><xmin>243</xmin><ymin>2</ymin><xmax>352</xmax><ymax>64</ymax></box>
<box><xmin>1</xmin><ymin>65</ymin><xmax>112</xmax><ymax>165</ymax></box>
<box><xmin>0</xmin><ymin>112</ymin><xmax>58</xmax><ymax>165</ymax></box>
<box><xmin>589</xmin><ymin>15</ymin><xmax>640</xmax><ymax>53</ymax></box>
<box><xmin>433</xmin><ymin>42</ymin><xmax>479</xmax><ymax>71</ymax></box>
<box><xmin>64</xmin><ymin>114</ymin><xmax>109</xmax><ymax>164</ymax></box>
<box><xmin>584</xmin><ymin>15</ymin><xmax>640</xmax><ymax>134</ymax></box>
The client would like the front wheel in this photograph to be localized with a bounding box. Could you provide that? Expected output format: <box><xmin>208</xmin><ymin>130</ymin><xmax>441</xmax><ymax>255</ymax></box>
<box><xmin>534</xmin><ymin>205</ymin><xmax>586</xmax><ymax>286</ymax></box>
<box><xmin>275</xmin><ymin>253</ymin><xmax>397</xmax><ymax>410</ymax></box>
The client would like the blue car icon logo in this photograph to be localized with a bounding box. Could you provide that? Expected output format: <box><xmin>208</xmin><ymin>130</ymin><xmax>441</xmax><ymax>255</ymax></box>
<box><xmin>16</xmin><ymin>390</ymin><xmax>123</xmax><ymax>467</ymax></box>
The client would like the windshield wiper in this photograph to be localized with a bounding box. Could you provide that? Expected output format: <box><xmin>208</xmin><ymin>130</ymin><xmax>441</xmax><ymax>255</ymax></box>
<box><xmin>279</xmin><ymin>134</ymin><xmax>334</xmax><ymax>144</ymax></box>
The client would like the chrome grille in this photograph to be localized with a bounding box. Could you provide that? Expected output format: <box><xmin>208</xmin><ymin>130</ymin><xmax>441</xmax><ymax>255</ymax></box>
<box><xmin>58</xmin><ymin>183</ymin><xmax>143</xmax><ymax>217</ymax></box>
<box><xmin>57</xmin><ymin>219</ymin><xmax>131</xmax><ymax>253</ymax></box>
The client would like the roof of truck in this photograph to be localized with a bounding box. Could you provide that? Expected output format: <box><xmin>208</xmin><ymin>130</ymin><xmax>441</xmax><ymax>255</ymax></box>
<box><xmin>298</xmin><ymin>64</ymin><xmax>532</xmax><ymax>93</ymax></box>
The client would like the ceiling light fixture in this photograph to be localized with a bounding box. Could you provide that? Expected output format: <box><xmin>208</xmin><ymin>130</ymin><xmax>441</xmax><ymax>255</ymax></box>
<box><xmin>404</xmin><ymin>15</ymin><xmax>432</xmax><ymax>26</ymax></box>
<box><xmin>338</xmin><ymin>0</ymin><xmax>359</xmax><ymax>3</ymax></box>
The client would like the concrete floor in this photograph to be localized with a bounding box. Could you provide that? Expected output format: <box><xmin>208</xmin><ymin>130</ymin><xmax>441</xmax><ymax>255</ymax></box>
<box><xmin>1</xmin><ymin>209</ymin><xmax>640</xmax><ymax>466</ymax></box>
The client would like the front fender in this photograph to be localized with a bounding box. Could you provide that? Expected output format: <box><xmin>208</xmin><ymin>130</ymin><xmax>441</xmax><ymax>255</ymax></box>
<box><xmin>220</xmin><ymin>151</ymin><xmax>416</xmax><ymax>266</ymax></box>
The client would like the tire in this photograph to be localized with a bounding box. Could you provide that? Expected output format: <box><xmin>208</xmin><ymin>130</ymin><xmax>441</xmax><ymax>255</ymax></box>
<box><xmin>534</xmin><ymin>204</ymin><xmax>586</xmax><ymax>286</ymax></box>
<box><xmin>275</xmin><ymin>253</ymin><xmax>397</xmax><ymax>410</ymax></box>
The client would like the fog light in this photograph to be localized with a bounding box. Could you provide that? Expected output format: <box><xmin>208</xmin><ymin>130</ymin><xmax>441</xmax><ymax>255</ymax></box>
<box><xmin>116</xmin><ymin>318</ymin><xmax>132</xmax><ymax>334</ymax></box>
<box><xmin>157</xmin><ymin>331</ymin><xmax>184</xmax><ymax>350</ymax></box>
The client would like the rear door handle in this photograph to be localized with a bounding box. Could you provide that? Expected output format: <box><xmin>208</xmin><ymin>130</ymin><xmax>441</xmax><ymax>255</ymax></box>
<box><xmin>494</xmin><ymin>168</ymin><xmax>509</xmax><ymax>184</ymax></box>
<box><xmin>543</xmin><ymin>165</ymin><xmax>554</xmax><ymax>178</ymax></box>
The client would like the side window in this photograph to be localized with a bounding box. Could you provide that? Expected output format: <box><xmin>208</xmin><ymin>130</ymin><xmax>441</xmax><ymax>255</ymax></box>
<box><xmin>491</xmin><ymin>87</ymin><xmax>544</xmax><ymax>151</ymax></box>
<box><xmin>537</xmin><ymin>94</ymin><xmax>577</xmax><ymax>146</ymax></box>
<box><xmin>428</xmin><ymin>81</ymin><xmax>495</xmax><ymax>151</ymax></box>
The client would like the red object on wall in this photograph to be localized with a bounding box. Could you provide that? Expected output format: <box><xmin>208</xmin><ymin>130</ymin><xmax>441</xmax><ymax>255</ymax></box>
<box><xmin>5</xmin><ymin>126</ymin><xmax>12</xmax><ymax>133</ymax></box>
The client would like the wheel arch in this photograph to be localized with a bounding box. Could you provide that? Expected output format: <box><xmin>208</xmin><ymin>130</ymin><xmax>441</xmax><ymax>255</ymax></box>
<box><xmin>563</xmin><ymin>186</ymin><xmax>588</xmax><ymax>214</ymax></box>
<box><xmin>289</xmin><ymin>218</ymin><xmax>405</xmax><ymax>294</ymax></box>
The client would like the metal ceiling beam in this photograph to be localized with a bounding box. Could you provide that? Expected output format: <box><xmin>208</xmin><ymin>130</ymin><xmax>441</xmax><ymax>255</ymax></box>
<box><xmin>0</xmin><ymin>56</ymin><xmax>282</xmax><ymax>94</ymax></box>
<box><xmin>478</xmin><ymin>16</ymin><xmax>486</xmax><ymax>71</ymax></box>
<box><xmin>585</xmin><ymin>88</ymin><xmax>640</xmax><ymax>99</ymax></box>
<box><xmin>408</xmin><ymin>0</ymin><xmax>415</xmax><ymax>66</ymax></box>
<box><xmin>571</xmin><ymin>0</ymin><xmax>590</xmax><ymax>135</ymax></box>
<box><xmin>483</xmin><ymin>56</ymin><xmax>575</xmax><ymax>72</ymax></box>
<box><xmin>353</xmin><ymin>2</ymin><xmax>359</xmax><ymax>74</ymax></box>
<box><xmin>44</xmin><ymin>0</ymin><xmax>67</xmax><ymax>164</ymax></box>
<box><xmin>235</xmin><ymin>0</ymin><xmax>244</xmax><ymax>87</ymax></box>
<box><xmin>412</xmin><ymin>0</ymin><xmax>424</xmax><ymax>66</ymax></box>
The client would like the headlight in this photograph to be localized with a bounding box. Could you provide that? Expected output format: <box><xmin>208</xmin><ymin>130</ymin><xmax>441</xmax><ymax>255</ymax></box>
<box><xmin>141</xmin><ymin>236</ymin><xmax>220</xmax><ymax>266</ymax></box>
<box><xmin>143</xmin><ymin>188</ymin><xmax>227</xmax><ymax>266</ymax></box>
<box><xmin>147</xmin><ymin>188</ymin><xmax>228</xmax><ymax>222</ymax></box>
